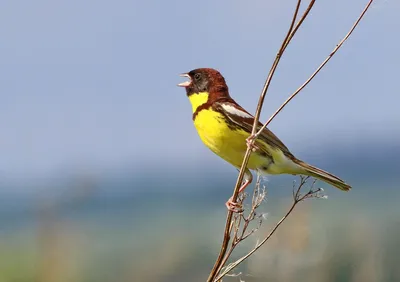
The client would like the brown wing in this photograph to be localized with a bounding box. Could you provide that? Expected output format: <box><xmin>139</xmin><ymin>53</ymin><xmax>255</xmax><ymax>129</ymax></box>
<box><xmin>214</xmin><ymin>100</ymin><xmax>293</xmax><ymax>157</ymax></box>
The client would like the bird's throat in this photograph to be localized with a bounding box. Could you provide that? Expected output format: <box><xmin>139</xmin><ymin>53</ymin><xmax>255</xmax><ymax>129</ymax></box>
<box><xmin>188</xmin><ymin>92</ymin><xmax>209</xmax><ymax>114</ymax></box>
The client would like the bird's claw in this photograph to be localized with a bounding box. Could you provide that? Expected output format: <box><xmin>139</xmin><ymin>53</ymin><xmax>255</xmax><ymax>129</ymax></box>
<box><xmin>225</xmin><ymin>197</ymin><xmax>244</xmax><ymax>213</ymax></box>
<box><xmin>246</xmin><ymin>135</ymin><xmax>259</xmax><ymax>152</ymax></box>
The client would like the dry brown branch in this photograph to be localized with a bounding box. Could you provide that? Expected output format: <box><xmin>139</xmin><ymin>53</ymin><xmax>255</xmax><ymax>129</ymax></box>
<box><xmin>215</xmin><ymin>177</ymin><xmax>325</xmax><ymax>281</ymax></box>
<box><xmin>214</xmin><ymin>173</ymin><xmax>268</xmax><ymax>278</ymax></box>
<box><xmin>207</xmin><ymin>0</ymin><xmax>375</xmax><ymax>281</ymax></box>
<box><xmin>254</xmin><ymin>0</ymin><xmax>375</xmax><ymax>138</ymax></box>
<box><xmin>206</xmin><ymin>1</ymin><xmax>307</xmax><ymax>280</ymax></box>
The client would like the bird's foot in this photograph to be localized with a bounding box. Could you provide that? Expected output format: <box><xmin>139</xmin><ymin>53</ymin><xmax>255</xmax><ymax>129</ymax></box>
<box><xmin>225</xmin><ymin>197</ymin><xmax>243</xmax><ymax>213</ymax></box>
<box><xmin>246</xmin><ymin>135</ymin><xmax>259</xmax><ymax>152</ymax></box>
<box><xmin>225</xmin><ymin>179</ymin><xmax>251</xmax><ymax>213</ymax></box>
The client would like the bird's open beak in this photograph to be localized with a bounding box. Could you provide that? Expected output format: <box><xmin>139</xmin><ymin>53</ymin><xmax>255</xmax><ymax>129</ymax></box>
<box><xmin>177</xmin><ymin>73</ymin><xmax>191</xmax><ymax>87</ymax></box>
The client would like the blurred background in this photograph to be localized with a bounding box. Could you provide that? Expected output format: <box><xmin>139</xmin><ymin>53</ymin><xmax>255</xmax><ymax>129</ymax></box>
<box><xmin>0</xmin><ymin>0</ymin><xmax>399</xmax><ymax>281</ymax></box>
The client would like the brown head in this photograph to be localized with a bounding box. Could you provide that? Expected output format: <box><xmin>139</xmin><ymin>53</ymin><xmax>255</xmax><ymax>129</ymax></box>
<box><xmin>177</xmin><ymin>68</ymin><xmax>230</xmax><ymax>99</ymax></box>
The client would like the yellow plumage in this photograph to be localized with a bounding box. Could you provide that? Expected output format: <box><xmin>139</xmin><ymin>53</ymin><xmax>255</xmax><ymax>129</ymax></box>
<box><xmin>190</xmin><ymin>92</ymin><xmax>271</xmax><ymax>171</ymax></box>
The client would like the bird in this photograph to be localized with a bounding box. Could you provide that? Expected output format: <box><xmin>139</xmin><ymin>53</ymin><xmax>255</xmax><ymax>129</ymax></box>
<box><xmin>177</xmin><ymin>68</ymin><xmax>351</xmax><ymax>211</ymax></box>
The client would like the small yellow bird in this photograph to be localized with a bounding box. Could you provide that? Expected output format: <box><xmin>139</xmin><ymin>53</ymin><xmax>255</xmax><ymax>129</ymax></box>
<box><xmin>178</xmin><ymin>68</ymin><xmax>351</xmax><ymax>211</ymax></box>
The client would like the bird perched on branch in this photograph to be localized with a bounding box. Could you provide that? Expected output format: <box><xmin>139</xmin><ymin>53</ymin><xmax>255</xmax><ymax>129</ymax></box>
<box><xmin>178</xmin><ymin>68</ymin><xmax>351</xmax><ymax>211</ymax></box>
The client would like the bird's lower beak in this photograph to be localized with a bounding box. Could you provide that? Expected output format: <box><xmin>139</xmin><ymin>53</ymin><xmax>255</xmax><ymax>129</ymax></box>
<box><xmin>177</xmin><ymin>73</ymin><xmax>191</xmax><ymax>87</ymax></box>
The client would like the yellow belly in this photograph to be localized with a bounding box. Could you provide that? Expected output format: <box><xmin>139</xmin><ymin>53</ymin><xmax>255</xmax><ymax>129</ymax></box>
<box><xmin>193</xmin><ymin>109</ymin><xmax>268</xmax><ymax>169</ymax></box>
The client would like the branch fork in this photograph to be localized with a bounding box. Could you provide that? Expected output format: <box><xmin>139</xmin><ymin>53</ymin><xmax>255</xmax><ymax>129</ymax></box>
<box><xmin>207</xmin><ymin>1</ymin><xmax>375</xmax><ymax>281</ymax></box>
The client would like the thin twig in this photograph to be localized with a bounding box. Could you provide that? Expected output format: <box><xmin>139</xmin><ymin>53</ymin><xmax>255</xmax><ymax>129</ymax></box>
<box><xmin>215</xmin><ymin>174</ymin><xmax>266</xmax><ymax>280</ymax></box>
<box><xmin>254</xmin><ymin>0</ymin><xmax>375</xmax><ymax>138</ymax></box>
<box><xmin>282</xmin><ymin>0</ymin><xmax>316</xmax><ymax>52</ymax></box>
<box><xmin>216</xmin><ymin>178</ymin><xmax>317</xmax><ymax>281</ymax></box>
<box><xmin>206</xmin><ymin>2</ymin><xmax>305</xmax><ymax>280</ymax></box>
<box><xmin>216</xmin><ymin>199</ymin><xmax>299</xmax><ymax>280</ymax></box>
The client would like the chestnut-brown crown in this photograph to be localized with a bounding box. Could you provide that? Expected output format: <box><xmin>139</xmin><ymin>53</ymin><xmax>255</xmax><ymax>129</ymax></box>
<box><xmin>185</xmin><ymin>68</ymin><xmax>230</xmax><ymax>100</ymax></box>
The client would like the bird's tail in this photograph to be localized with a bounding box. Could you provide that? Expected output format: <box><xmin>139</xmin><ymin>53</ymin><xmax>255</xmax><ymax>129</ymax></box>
<box><xmin>293</xmin><ymin>159</ymin><xmax>351</xmax><ymax>191</ymax></box>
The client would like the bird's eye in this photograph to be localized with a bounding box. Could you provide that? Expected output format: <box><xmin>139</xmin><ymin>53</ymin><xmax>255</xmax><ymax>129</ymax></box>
<box><xmin>194</xmin><ymin>73</ymin><xmax>201</xmax><ymax>81</ymax></box>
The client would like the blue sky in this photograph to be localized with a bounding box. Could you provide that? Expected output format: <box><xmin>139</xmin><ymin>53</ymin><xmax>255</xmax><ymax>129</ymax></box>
<box><xmin>0</xmin><ymin>0</ymin><xmax>398</xmax><ymax>177</ymax></box>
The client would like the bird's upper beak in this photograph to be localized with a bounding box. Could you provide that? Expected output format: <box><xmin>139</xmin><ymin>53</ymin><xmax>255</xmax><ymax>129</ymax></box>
<box><xmin>177</xmin><ymin>73</ymin><xmax>191</xmax><ymax>87</ymax></box>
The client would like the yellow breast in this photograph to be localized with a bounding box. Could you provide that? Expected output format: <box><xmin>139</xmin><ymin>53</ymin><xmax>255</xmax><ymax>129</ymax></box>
<box><xmin>189</xmin><ymin>92</ymin><xmax>267</xmax><ymax>169</ymax></box>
